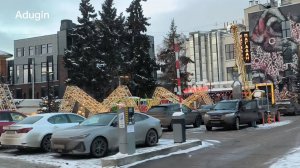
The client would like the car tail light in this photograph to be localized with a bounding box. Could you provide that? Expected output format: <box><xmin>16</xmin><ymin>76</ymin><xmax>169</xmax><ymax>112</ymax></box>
<box><xmin>16</xmin><ymin>128</ymin><xmax>33</xmax><ymax>133</ymax></box>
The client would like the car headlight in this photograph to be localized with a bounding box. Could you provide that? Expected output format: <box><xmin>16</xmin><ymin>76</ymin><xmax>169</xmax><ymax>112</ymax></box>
<box><xmin>70</xmin><ymin>134</ymin><xmax>90</xmax><ymax>139</ymax></box>
<box><xmin>224</xmin><ymin>113</ymin><xmax>235</xmax><ymax>117</ymax></box>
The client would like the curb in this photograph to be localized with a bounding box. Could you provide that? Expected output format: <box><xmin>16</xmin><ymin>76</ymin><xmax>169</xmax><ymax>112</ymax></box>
<box><xmin>101</xmin><ymin>140</ymin><xmax>202</xmax><ymax>167</ymax></box>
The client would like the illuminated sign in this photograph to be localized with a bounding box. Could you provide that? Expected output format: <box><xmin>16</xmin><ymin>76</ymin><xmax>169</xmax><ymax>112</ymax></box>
<box><xmin>240</xmin><ymin>31</ymin><xmax>251</xmax><ymax>63</ymax></box>
<box><xmin>183</xmin><ymin>86</ymin><xmax>209</xmax><ymax>94</ymax></box>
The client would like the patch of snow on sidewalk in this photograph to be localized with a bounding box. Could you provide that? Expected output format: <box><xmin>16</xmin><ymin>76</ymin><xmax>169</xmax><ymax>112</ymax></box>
<box><xmin>0</xmin><ymin>139</ymin><xmax>218</xmax><ymax>168</ymax></box>
<box><xmin>256</xmin><ymin>120</ymin><xmax>291</xmax><ymax>130</ymax></box>
<box><xmin>0</xmin><ymin>152</ymin><xmax>100</xmax><ymax>168</ymax></box>
<box><xmin>270</xmin><ymin>147</ymin><xmax>300</xmax><ymax>168</ymax></box>
<box><xmin>119</xmin><ymin>140</ymin><xmax>218</xmax><ymax>168</ymax></box>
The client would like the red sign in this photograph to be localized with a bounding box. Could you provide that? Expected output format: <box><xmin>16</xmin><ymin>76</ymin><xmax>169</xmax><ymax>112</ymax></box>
<box><xmin>183</xmin><ymin>86</ymin><xmax>209</xmax><ymax>94</ymax></box>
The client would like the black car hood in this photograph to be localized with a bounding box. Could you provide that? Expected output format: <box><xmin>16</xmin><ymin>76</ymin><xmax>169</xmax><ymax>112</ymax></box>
<box><xmin>207</xmin><ymin>110</ymin><xmax>236</xmax><ymax>115</ymax></box>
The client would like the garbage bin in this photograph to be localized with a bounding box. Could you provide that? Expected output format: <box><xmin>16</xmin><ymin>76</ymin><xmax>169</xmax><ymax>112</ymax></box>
<box><xmin>172</xmin><ymin>112</ymin><xmax>186</xmax><ymax>143</ymax></box>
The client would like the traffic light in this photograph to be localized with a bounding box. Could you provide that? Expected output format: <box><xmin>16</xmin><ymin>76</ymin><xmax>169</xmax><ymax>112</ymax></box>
<box><xmin>240</xmin><ymin>31</ymin><xmax>251</xmax><ymax>63</ymax></box>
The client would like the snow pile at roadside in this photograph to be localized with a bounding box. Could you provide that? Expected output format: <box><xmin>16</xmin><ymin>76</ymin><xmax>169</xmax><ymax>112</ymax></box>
<box><xmin>270</xmin><ymin>147</ymin><xmax>300</xmax><ymax>168</ymax></box>
<box><xmin>256</xmin><ymin>120</ymin><xmax>291</xmax><ymax>130</ymax></box>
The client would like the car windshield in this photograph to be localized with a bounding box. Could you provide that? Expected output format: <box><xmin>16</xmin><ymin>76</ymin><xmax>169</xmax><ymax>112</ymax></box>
<box><xmin>17</xmin><ymin>116</ymin><xmax>43</xmax><ymax>124</ymax></box>
<box><xmin>201</xmin><ymin>105</ymin><xmax>214</xmax><ymax>110</ymax></box>
<box><xmin>214</xmin><ymin>101</ymin><xmax>238</xmax><ymax>110</ymax></box>
<box><xmin>81</xmin><ymin>113</ymin><xmax>116</xmax><ymax>126</ymax></box>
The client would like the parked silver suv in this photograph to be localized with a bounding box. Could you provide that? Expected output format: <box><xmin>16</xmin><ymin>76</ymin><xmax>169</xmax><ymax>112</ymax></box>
<box><xmin>203</xmin><ymin>99</ymin><xmax>259</xmax><ymax>131</ymax></box>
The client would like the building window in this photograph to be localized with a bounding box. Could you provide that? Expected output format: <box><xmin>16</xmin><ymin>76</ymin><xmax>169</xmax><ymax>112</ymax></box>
<box><xmin>9</xmin><ymin>66</ymin><xmax>13</xmax><ymax>84</ymax></box>
<box><xmin>23</xmin><ymin>65</ymin><xmax>28</xmax><ymax>84</ymax></box>
<box><xmin>16</xmin><ymin>65</ymin><xmax>20</xmax><ymax>83</ymax></box>
<box><xmin>227</xmin><ymin>67</ymin><xmax>233</xmax><ymax>81</ymax></box>
<box><xmin>35</xmin><ymin>45</ymin><xmax>41</xmax><ymax>55</ymax></box>
<box><xmin>29</xmin><ymin>46</ymin><xmax>34</xmax><ymax>56</ymax></box>
<box><xmin>282</xmin><ymin>21</ymin><xmax>291</xmax><ymax>38</ymax></box>
<box><xmin>47</xmin><ymin>43</ymin><xmax>53</xmax><ymax>53</ymax></box>
<box><xmin>16</xmin><ymin>48</ymin><xmax>24</xmax><ymax>57</ymax></box>
<box><xmin>42</xmin><ymin>44</ymin><xmax>47</xmax><ymax>54</ymax></box>
<box><xmin>225</xmin><ymin>44</ymin><xmax>235</xmax><ymax>60</ymax></box>
<box><xmin>41</xmin><ymin>62</ymin><xmax>47</xmax><ymax>82</ymax></box>
<box><xmin>28</xmin><ymin>58</ymin><xmax>34</xmax><ymax>83</ymax></box>
<box><xmin>48</xmin><ymin>62</ymin><xmax>53</xmax><ymax>81</ymax></box>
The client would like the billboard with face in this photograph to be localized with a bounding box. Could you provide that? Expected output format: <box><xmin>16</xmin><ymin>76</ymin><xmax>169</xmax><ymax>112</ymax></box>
<box><xmin>248</xmin><ymin>3</ymin><xmax>300</xmax><ymax>100</ymax></box>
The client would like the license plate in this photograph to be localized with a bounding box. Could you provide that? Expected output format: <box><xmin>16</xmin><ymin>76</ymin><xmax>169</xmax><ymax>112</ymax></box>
<box><xmin>6</xmin><ymin>131</ymin><xmax>15</xmax><ymax>134</ymax></box>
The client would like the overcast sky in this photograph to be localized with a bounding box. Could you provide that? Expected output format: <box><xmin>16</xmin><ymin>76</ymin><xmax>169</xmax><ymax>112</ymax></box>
<box><xmin>0</xmin><ymin>0</ymin><xmax>268</xmax><ymax>55</ymax></box>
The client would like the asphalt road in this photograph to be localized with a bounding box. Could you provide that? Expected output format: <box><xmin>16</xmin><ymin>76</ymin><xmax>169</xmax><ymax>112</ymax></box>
<box><xmin>131</xmin><ymin>116</ymin><xmax>300</xmax><ymax>168</ymax></box>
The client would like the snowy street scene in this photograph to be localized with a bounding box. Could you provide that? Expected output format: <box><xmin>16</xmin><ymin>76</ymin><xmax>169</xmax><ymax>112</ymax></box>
<box><xmin>1</xmin><ymin>0</ymin><xmax>300</xmax><ymax>168</ymax></box>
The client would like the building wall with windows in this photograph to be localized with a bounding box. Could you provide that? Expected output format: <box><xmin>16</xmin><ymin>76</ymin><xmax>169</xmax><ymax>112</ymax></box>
<box><xmin>10</xmin><ymin>20</ymin><xmax>74</xmax><ymax>99</ymax></box>
<box><xmin>187</xmin><ymin>29</ymin><xmax>236</xmax><ymax>88</ymax></box>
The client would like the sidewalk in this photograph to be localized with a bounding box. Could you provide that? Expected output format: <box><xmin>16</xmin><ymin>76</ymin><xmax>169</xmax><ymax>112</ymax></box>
<box><xmin>101</xmin><ymin>139</ymin><xmax>202</xmax><ymax>167</ymax></box>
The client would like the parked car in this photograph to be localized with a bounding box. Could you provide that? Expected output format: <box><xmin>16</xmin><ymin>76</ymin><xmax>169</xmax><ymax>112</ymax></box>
<box><xmin>51</xmin><ymin>112</ymin><xmax>162</xmax><ymax>158</ymax></box>
<box><xmin>276</xmin><ymin>99</ymin><xmax>300</xmax><ymax>115</ymax></box>
<box><xmin>147</xmin><ymin>103</ymin><xmax>202</xmax><ymax>130</ymax></box>
<box><xmin>0</xmin><ymin>111</ymin><xmax>26</xmax><ymax>135</ymax></box>
<box><xmin>0</xmin><ymin>113</ymin><xmax>85</xmax><ymax>152</ymax></box>
<box><xmin>203</xmin><ymin>99</ymin><xmax>259</xmax><ymax>131</ymax></box>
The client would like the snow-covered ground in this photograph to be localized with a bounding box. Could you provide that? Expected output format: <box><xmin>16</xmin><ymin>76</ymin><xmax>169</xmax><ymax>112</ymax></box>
<box><xmin>0</xmin><ymin>139</ymin><xmax>218</xmax><ymax>168</ymax></box>
<box><xmin>270</xmin><ymin>147</ymin><xmax>300</xmax><ymax>168</ymax></box>
<box><xmin>0</xmin><ymin>120</ymin><xmax>292</xmax><ymax>168</ymax></box>
<box><xmin>256</xmin><ymin>120</ymin><xmax>291</xmax><ymax>130</ymax></box>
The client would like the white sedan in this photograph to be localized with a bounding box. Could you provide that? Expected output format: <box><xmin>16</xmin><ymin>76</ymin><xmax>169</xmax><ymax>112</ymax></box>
<box><xmin>0</xmin><ymin>113</ymin><xmax>85</xmax><ymax>152</ymax></box>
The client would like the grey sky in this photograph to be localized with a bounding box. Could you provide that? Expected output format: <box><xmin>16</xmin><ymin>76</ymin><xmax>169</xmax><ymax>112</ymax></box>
<box><xmin>0</xmin><ymin>0</ymin><xmax>266</xmax><ymax>55</ymax></box>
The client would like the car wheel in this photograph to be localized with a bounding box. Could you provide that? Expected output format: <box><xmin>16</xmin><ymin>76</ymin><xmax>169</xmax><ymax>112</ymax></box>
<box><xmin>41</xmin><ymin>134</ymin><xmax>52</xmax><ymax>152</ymax></box>
<box><xmin>145</xmin><ymin>129</ymin><xmax>158</xmax><ymax>147</ymax></box>
<box><xmin>90</xmin><ymin>137</ymin><xmax>108</xmax><ymax>158</ymax></box>
<box><xmin>193</xmin><ymin>116</ymin><xmax>202</xmax><ymax>128</ymax></box>
<box><xmin>206</xmin><ymin>125</ymin><xmax>212</xmax><ymax>131</ymax></box>
<box><xmin>233</xmin><ymin>118</ymin><xmax>240</xmax><ymax>130</ymax></box>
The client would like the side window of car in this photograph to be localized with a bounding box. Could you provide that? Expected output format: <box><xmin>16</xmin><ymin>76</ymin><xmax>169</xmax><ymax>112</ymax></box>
<box><xmin>243</xmin><ymin>101</ymin><xmax>254</xmax><ymax>110</ymax></box>
<box><xmin>10</xmin><ymin>113</ymin><xmax>25</xmax><ymax>122</ymax></box>
<box><xmin>134</xmin><ymin>113</ymin><xmax>148</xmax><ymax>122</ymax></box>
<box><xmin>67</xmin><ymin>114</ymin><xmax>84</xmax><ymax>123</ymax></box>
<box><xmin>0</xmin><ymin>113</ymin><xmax>11</xmax><ymax>121</ymax></box>
<box><xmin>48</xmin><ymin>115</ymin><xmax>69</xmax><ymax>124</ymax></box>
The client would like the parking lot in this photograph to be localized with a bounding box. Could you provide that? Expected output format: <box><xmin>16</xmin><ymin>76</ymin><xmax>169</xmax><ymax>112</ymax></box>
<box><xmin>0</xmin><ymin>115</ymin><xmax>297</xmax><ymax>168</ymax></box>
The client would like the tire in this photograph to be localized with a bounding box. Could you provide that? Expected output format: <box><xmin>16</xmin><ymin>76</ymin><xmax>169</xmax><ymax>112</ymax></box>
<box><xmin>249</xmin><ymin>121</ymin><xmax>256</xmax><ymax>127</ymax></box>
<box><xmin>193</xmin><ymin>116</ymin><xmax>202</xmax><ymax>128</ymax></box>
<box><xmin>206</xmin><ymin>125</ymin><xmax>212</xmax><ymax>131</ymax></box>
<box><xmin>90</xmin><ymin>137</ymin><xmax>108</xmax><ymax>158</ymax></box>
<box><xmin>145</xmin><ymin>129</ymin><xmax>158</xmax><ymax>147</ymax></box>
<box><xmin>41</xmin><ymin>134</ymin><xmax>52</xmax><ymax>152</ymax></box>
<box><xmin>233</xmin><ymin>117</ymin><xmax>240</xmax><ymax>130</ymax></box>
